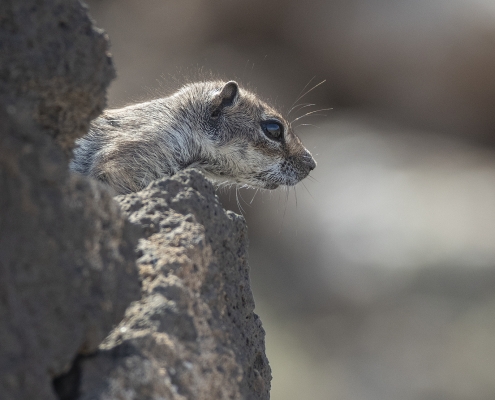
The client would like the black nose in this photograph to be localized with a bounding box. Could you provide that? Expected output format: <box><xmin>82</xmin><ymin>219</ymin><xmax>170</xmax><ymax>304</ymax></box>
<box><xmin>307</xmin><ymin>156</ymin><xmax>316</xmax><ymax>171</ymax></box>
<box><xmin>303</xmin><ymin>152</ymin><xmax>316</xmax><ymax>171</ymax></box>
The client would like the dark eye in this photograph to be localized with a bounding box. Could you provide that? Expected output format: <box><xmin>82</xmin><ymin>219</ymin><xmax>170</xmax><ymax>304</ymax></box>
<box><xmin>261</xmin><ymin>121</ymin><xmax>284</xmax><ymax>141</ymax></box>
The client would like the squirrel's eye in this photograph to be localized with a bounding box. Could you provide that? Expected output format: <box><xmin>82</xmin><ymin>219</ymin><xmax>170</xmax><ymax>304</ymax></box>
<box><xmin>261</xmin><ymin>121</ymin><xmax>284</xmax><ymax>141</ymax></box>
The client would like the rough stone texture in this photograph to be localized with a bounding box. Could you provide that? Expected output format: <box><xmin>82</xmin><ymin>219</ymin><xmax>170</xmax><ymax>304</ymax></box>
<box><xmin>0</xmin><ymin>1</ymin><xmax>140</xmax><ymax>400</ymax></box>
<box><xmin>77</xmin><ymin>170</ymin><xmax>271</xmax><ymax>400</ymax></box>
<box><xmin>0</xmin><ymin>107</ymin><xmax>141</xmax><ymax>400</ymax></box>
<box><xmin>0</xmin><ymin>0</ymin><xmax>115</xmax><ymax>155</ymax></box>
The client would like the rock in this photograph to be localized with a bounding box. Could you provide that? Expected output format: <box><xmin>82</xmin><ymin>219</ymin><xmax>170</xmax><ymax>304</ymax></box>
<box><xmin>77</xmin><ymin>170</ymin><xmax>271</xmax><ymax>400</ymax></box>
<box><xmin>0</xmin><ymin>1</ymin><xmax>140</xmax><ymax>399</ymax></box>
<box><xmin>0</xmin><ymin>107</ymin><xmax>141</xmax><ymax>400</ymax></box>
<box><xmin>0</xmin><ymin>0</ymin><xmax>115</xmax><ymax>155</ymax></box>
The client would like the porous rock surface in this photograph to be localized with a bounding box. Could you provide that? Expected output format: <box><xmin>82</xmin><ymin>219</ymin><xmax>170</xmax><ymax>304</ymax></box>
<box><xmin>77</xmin><ymin>170</ymin><xmax>271</xmax><ymax>400</ymax></box>
<box><xmin>0</xmin><ymin>108</ymin><xmax>141</xmax><ymax>400</ymax></box>
<box><xmin>0</xmin><ymin>1</ymin><xmax>139</xmax><ymax>399</ymax></box>
<box><xmin>0</xmin><ymin>0</ymin><xmax>115</xmax><ymax>154</ymax></box>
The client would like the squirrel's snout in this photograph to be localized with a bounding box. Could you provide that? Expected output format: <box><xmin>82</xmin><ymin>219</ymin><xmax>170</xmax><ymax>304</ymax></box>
<box><xmin>306</xmin><ymin>156</ymin><xmax>316</xmax><ymax>171</ymax></box>
<box><xmin>302</xmin><ymin>151</ymin><xmax>316</xmax><ymax>172</ymax></box>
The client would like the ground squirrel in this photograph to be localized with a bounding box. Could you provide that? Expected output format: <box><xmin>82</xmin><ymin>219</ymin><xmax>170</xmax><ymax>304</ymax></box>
<box><xmin>70</xmin><ymin>80</ymin><xmax>316</xmax><ymax>194</ymax></box>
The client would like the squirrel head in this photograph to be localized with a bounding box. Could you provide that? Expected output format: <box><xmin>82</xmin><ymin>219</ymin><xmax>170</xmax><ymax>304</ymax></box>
<box><xmin>178</xmin><ymin>80</ymin><xmax>316</xmax><ymax>189</ymax></box>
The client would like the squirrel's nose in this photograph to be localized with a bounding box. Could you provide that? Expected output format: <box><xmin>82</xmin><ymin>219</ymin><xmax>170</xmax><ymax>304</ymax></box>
<box><xmin>304</xmin><ymin>151</ymin><xmax>316</xmax><ymax>171</ymax></box>
<box><xmin>308</xmin><ymin>157</ymin><xmax>316</xmax><ymax>171</ymax></box>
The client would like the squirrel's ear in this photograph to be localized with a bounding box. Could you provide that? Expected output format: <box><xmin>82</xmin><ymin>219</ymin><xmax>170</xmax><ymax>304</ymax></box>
<box><xmin>215</xmin><ymin>81</ymin><xmax>238</xmax><ymax>107</ymax></box>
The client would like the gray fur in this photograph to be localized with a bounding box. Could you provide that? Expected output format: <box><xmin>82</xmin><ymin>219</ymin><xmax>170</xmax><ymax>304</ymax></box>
<box><xmin>70</xmin><ymin>80</ymin><xmax>316</xmax><ymax>194</ymax></box>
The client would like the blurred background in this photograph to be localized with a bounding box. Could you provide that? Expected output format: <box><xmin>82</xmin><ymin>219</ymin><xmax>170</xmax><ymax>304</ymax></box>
<box><xmin>85</xmin><ymin>1</ymin><xmax>495</xmax><ymax>399</ymax></box>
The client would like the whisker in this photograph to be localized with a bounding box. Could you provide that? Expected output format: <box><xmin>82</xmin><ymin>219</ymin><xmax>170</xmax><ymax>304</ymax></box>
<box><xmin>307</xmin><ymin>174</ymin><xmax>319</xmax><ymax>183</ymax></box>
<box><xmin>287</xmin><ymin>76</ymin><xmax>316</xmax><ymax>114</ymax></box>
<box><xmin>287</xmin><ymin>102</ymin><xmax>316</xmax><ymax>118</ymax></box>
<box><xmin>301</xmin><ymin>181</ymin><xmax>315</xmax><ymax>201</ymax></box>
<box><xmin>291</xmin><ymin>108</ymin><xmax>333</xmax><ymax>124</ymax></box>
<box><xmin>239</xmin><ymin>188</ymin><xmax>250</xmax><ymax>206</ymax></box>
<box><xmin>249</xmin><ymin>188</ymin><xmax>259</xmax><ymax>204</ymax></box>
<box><xmin>293</xmin><ymin>103</ymin><xmax>316</xmax><ymax>113</ymax></box>
<box><xmin>293</xmin><ymin>123</ymin><xmax>321</xmax><ymax>130</ymax></box>
<box><xmin>282</xmin><ymin>186</ymin><xmax>289</xmax><ymax>220</ymax></box>
<box><xmin>293</xmin><ymin>113</ymin><xmax>328</xmax><ymax>123</ymax></box>
<box><xmin>235</xmin><ymin>187</ymin><xmax>245</xmax><ymax>216</ymax></box>
<box><xmin>290</xmin><ymin>80</ymin><xmax>327</xmax><ymax>112</ymax></box>
<box><xmin>297</xmin><ymin>76</ymin><xmax>316</xmax><ymax>98</ymax></box>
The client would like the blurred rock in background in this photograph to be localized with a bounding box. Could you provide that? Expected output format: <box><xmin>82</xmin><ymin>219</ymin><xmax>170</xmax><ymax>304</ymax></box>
<box><xmin>85</xmin><ymin>0</ymin><xmax>495</xmax><ymax>399</ymax></box>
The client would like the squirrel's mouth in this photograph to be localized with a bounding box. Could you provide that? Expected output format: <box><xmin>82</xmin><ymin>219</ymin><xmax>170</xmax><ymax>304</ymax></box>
<box><xmin>263</xmin><ymin>182</ymin><xmax>279</xmax><ymax>190</ymax></box>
